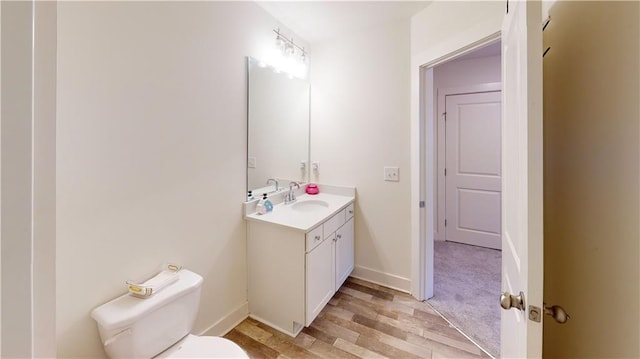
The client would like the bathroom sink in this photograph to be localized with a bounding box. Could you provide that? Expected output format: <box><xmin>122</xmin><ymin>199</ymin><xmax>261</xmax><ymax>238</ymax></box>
<box><xmin>245</xmin><ymin>188</ymin><xmax>355</xmax><ymax>231</ymax></box>
<box><xmin>291</xmin><ymin>199</ymin><xmax>329</xmax><ymax>212</ymax></box>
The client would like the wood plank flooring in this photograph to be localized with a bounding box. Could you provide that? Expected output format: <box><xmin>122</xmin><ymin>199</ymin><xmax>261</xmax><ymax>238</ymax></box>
<box><xmin>224</xmin><ymin>277</ymin><xmax>490</xmax><ymax>359</ymax></box>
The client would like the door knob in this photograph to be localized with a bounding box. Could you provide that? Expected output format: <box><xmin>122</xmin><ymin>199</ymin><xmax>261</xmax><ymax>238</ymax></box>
<box><xmin>544</xmin><ymin>304</ymin><xmax>570</xmax><ymax>324</ymax></box>
<box><xmin>500</xmin><ymin>291</ymin><xmax>525</xmax><ymax>311</ymax></box>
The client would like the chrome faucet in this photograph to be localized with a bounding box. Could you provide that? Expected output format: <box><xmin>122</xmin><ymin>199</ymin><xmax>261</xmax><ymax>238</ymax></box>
<box><xmin>266</xmin><ymin>178</ymin><xmax>279</xmax><ymax>192</ymax></box>
<box><xmin>284</xmin><ymin>182</ymin><xmax>301</xmax><ymax>204</ymax></box>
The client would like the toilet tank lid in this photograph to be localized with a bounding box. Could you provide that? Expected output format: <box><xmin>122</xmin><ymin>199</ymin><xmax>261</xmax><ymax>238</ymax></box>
<box><xmin>91</xmin><ymin>269</ymin><xmax>203</xmax><ymax>331</ymax></box>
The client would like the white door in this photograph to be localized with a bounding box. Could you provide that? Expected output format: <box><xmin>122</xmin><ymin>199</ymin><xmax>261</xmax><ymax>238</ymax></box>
<box><xmin>445</xmin><ymin>91</ymin><xmax>502</xmax><ymax>250</ymax></box>
<box><xmin>500</xmin><ymin>0</ymin><xmax>544</xmax><ymax>358</ymax></box>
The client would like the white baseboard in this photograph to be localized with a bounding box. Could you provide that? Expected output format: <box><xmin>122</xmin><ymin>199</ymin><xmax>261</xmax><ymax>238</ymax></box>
<box><xmin>351</xmin><ymin>265</ymin><xmax>411</xmax><ymax>293</ymax></box>
<box><xmin>247</xmin><ymin>314</ymin><xmax>302</xmax><ymax>338</ymax></box>
<box><xmin>199</xmin><ymin>301</ymin><xmax>249</xmax><ymax>337</ymax></box>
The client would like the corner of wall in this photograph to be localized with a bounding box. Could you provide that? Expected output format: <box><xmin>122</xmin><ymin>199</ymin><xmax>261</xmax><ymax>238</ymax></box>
<box><xmin>200</xmin><ymin>301</ymin><xmax>249</xmax><ymax>337</ymax></box>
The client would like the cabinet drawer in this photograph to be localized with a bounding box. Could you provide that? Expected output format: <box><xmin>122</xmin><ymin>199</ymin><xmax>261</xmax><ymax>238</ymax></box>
<box><xmin>323</xmin><ymin>209</ymin><xmax>345</xmax><ymax>239</ymax></box>
<box><xmin>345</xmin><ymin>203</ymin><xmax>355</xmax><ymax>221</ymax></box>
<box><xmin>306</xmin><ymin>225</ymin><xmax>324</xmax><ymax>253</ymax></box>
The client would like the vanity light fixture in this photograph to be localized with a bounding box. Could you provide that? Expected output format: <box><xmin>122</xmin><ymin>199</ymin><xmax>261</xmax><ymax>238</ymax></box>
<box><xmin>267</xmin><ymin>28</ymin><xmax>309</xmax><ymax>79</ymax></box>
<box><xmin>273</xmin><ymin>28</ymin><xmax>307</xmax><ymax>60</ymax></box>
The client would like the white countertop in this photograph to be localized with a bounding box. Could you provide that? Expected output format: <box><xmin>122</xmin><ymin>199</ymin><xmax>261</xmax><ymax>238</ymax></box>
<box><xmin>244</xmin><ymin>187</ymin><xmax>355</xmax><ymax>232</ymax></box>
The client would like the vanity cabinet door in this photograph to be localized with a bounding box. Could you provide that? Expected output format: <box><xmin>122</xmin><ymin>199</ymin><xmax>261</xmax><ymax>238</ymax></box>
<box><xmin>334</xmin><ymin>217</ymin><xmax>354</xmax><ymax>291</ymax></box>
<box><xmin>305</xmin><ymin>235</ymin><xmax>334</xmax><ymax>326</ymax></box>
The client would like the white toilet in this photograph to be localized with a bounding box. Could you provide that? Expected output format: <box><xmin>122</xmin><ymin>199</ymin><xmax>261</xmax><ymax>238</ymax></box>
<box><xmin>91</xmin><ymin>269</ymin><xmax>248</xmax><ymax>358</ymax></box>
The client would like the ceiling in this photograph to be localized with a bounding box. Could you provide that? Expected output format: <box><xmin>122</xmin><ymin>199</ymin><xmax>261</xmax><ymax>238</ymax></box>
<box><xmin>256</xmin><ymin>1</ymin><xmax>433</xmax><ymax>44</ymax></box>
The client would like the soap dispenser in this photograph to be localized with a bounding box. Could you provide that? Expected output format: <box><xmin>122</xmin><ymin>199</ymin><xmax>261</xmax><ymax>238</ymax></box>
<box><xmin>264</xmin><ymin>194</ymin><xmax>274</xmax><ymax>213</ymax></box>
<box><xmin>256</xmin><ymin>193</ymin><xmax>267</xmax><ymax>215</ymax></box>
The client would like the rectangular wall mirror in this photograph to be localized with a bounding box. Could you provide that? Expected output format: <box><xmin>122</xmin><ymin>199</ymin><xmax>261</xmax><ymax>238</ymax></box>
<box><xmin>246</xmin><ymin>56</ymin><xmax>310</xmax><ymax>199</ymax></box>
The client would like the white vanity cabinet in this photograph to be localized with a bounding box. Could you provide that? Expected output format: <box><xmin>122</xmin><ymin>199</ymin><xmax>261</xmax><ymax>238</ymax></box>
<box><xmin>247</xmin><ymin>200</ymin><xmax>355</xmax><ymax>337</ymax></box>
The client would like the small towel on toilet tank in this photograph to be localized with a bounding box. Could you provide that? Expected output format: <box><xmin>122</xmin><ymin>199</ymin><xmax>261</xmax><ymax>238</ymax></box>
<box><xmin>126</xmin><ymin>263</ymin><xmax>182</xmax><ymax>298</ymax></box>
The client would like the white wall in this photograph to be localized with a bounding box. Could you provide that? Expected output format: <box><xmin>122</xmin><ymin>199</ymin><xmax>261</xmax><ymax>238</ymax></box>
<box><xmin>33</xmin><ymin>2</ymin><xmax>57</xmax><ymax>357</ymax></box>
<box><xmin>409</xmin><ymin>1</ymin><xmax>503</xmax><ymax>297</ymax></box>
<box><xmin>1</xmin><ymin>3</ymin><xmax>57</xmax><ymax>356</ymax></box>
<box><xmin>2</xmin><ymin>2</ymin><xmax>35</xmax><ymax>356</ymax></box>
<box><xmin>310</xmin><ymin>19</ymin><xmax>412</xmax><ymax>291</ymax></box>
<box><xmin>56</xmin><ymin>2</ymin><xmax>305</xmax><ymax>357</ymax></box>
<box><xmin>0</xmin><ymin>2</ymin><xmax>2</xmax><ymax>353</ymax></box>
<box><xmin>433</xmin><ymin>54</ymin><xmax>501</xmax><ymax>241</ymax></box>
<box><xmin>411</xmin><ymin>1</ymin><xmax>503</xmax><ymax>65</ymax></box>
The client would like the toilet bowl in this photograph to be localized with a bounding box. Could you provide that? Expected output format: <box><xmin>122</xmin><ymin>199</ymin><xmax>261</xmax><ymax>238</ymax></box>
<box><xmin>156</xmin><ymin>334</ymin><xmax>247</xmax><ymax>358</ymax></box>
<box><xmin>91</xmin><ymin>269</ymin><xmax>248</xmax><ymax>359</ymax></box>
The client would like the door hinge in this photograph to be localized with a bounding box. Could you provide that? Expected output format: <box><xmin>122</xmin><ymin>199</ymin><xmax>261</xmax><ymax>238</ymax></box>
<box><xmin>442</xmin><ymin>112</ymin><xmax>447</xmax><ymax>120</ymax></box>
<box><xmin>445</xmin><ymin>219</ymin><xmax>447</xmax><ymax>227</ymax></box>
<box><xmin>419</xmin><ymin>201</ymin><xmax>425</xmax><ymax>208</ymax></box>
<box><xmin>444</xmin><ymin>168</ymin><xmax>447</xmax><ymax>176</ymax></box>
<box><xmin>543</xmin><ymin>16</ymin><xmax>551</xmax><ymax>31</ymax></box>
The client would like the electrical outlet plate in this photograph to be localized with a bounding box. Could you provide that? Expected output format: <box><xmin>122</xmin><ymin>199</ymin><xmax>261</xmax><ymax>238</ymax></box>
<box><xmin>384</xmin><ymin>166</ymin><xmax>399</xmax><ymax>182</ymax></box>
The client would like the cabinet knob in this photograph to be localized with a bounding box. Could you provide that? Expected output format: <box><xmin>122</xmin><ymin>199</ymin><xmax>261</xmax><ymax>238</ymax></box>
<box><xmin>349</xmin><ymin>210</ymin><xmax>353</xmax><ymax>214</ymax></box>
<box><xmin>336</xmin><ymin>234</ymin><xmax>342</xmax><ymax>239</ymax></box>
<box><xmin>314</xmin><ymin>235</ymin><xmax>320</xmax><ymax>241</ymax></box>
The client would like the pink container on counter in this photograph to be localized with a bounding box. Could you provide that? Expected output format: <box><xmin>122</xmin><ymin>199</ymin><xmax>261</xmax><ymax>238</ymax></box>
<box><xmin>306</xmin><ymin>184</ymin><xmax>319</xmax><ymax>195</ymax></box>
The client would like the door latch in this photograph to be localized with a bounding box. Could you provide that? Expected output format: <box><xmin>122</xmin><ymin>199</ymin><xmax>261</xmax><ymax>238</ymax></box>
<box><xmin>528</xmin><ymin>304</ymin><xmax>570</xmax><ymax>323</ymax></box>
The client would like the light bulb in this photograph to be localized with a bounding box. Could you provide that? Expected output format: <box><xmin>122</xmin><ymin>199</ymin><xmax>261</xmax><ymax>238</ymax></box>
<box><xmin>284</xmin><ymin>43</ymin><xmax>295</xmax><ymax>57</ymax></box>
<box><xmin>275</xmin><ymin>35</ymin><xmax>284</xmax><ymax>50</ymax></box>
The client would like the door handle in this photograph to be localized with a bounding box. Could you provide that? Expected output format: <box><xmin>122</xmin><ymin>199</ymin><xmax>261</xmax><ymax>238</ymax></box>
<box><xmin>544</xmin><ymin>304</ymin><xmax>570</xmax><ymax>324</ymax></box>
<box><xmin>500</xmin><ymin>291</ymin><xmax>525</xmax><ymax>311</ymax></box>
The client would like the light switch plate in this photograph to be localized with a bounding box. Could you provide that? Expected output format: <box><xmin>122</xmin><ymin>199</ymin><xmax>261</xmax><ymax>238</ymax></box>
<box><xmin>248</xmin><ymin>157</ymin><xmax>256</xmax><ymax>169</ymax></box>
<box><xmin>384</xmin><ymin>166</ymin><xmax>399</xmax><ymax>182</ymax></box>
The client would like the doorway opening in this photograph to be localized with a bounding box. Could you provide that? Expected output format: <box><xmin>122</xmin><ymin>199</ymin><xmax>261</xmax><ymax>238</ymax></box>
<box><xmin>423</xmin><ymin>41</ymin><xmax>503</xmax><ymax>357</ymax></box>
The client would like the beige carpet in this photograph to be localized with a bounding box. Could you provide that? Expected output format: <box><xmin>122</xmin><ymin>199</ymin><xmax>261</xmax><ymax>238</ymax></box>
<box><xmin>428</xmin><ymin>240</ymin><xmax>501</xmax><ymax>357</ymax></box>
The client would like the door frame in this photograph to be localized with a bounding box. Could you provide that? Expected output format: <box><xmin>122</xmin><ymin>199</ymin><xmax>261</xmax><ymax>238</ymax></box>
<box><xmin>411</xmin><ymin>31</ymin><xmax>500</xmax><ymax>301</ymax></box>
<box><xmin>436</xmin><ymin>83</ymin><xmax>502</xmax><ymax>242</ymax></box>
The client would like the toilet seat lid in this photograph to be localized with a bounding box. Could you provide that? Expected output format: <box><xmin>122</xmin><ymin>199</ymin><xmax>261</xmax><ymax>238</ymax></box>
<box><xmin>157</xmin><ymin>334</ymin><xmax>248</xmax><ymax>358</ymax></box>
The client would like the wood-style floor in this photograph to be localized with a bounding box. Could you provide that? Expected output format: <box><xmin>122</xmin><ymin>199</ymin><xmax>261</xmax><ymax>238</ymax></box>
<box><xmin>224</xmin><ymin>277</ymin><xmax>490</xmax><ymax>358</ymax></box>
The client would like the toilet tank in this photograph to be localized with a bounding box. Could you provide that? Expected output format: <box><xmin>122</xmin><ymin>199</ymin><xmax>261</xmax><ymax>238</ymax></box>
<box><xmin>91</xmin><ymin>269</ymin><xmax>204</xmax><ymax>359</ymax></box>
